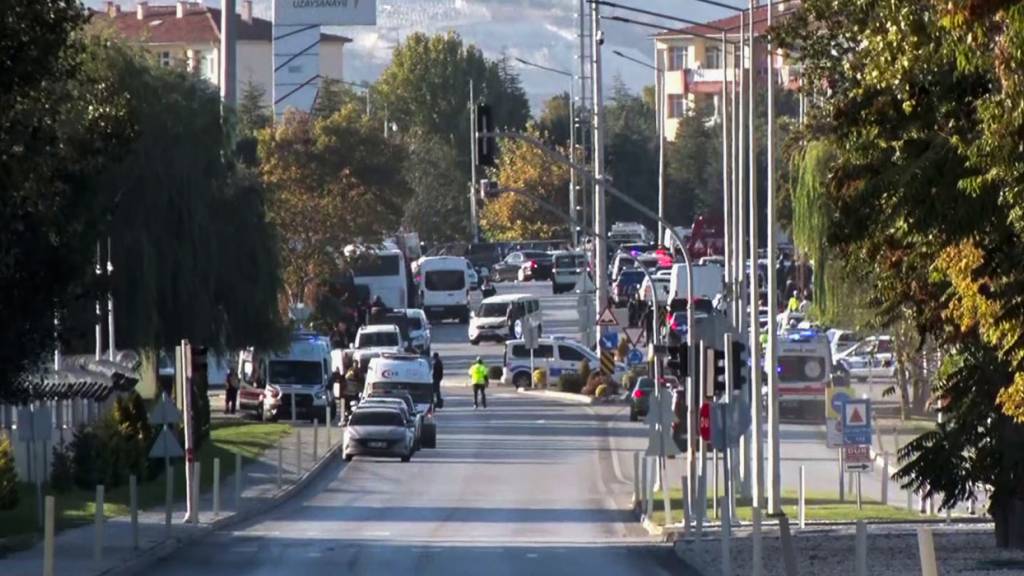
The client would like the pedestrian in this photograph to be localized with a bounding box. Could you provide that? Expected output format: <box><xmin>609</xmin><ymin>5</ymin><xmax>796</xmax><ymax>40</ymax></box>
<box><xmin>432</xmin><ymin>352</ymin><xmax>444</xmax><ymax>409</ymax></box>
<box><xmin>798</xmin><ymin>289</ymin><xmax>812</xmax><ymax>314</ymax></box>
<box><xmin>370</xmin><ymin>295</ymin><xmax>390</xmax><ymax>322</ymax></box>
<box><xmin>468</xmin><ymin>356</ymin><xmax>489</xmax><ymax>409</ymax></box>
<box><xmin>787</xmin><ymin>290</ymin><xmax>800</xmax><ymax>313</ymax></box>
<box><xmin>225</xmin><ymin>367</ymin><xmax>240</xmax><ymax>415</ymax></box>
<box><xmin>329</xmin><ymin>367</ymin><xmax>345</xmax><ymax>421</ymax></box>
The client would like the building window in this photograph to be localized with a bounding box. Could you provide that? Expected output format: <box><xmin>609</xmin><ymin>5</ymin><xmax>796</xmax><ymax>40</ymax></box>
<box><xmin>667</xmin><ymin>47</ymin><xmax>686</xmax><ymax>71</ymax></box>
<box><xmin>704</xmin><ymin>47</ymin><xmax>722</xmax><ymax>69</ymax></box>
<box><xmin>668</xmin><ymin>94</ymin><xmax>686</xmax><ymax>118</ymax></box>
<box><xmin>159</xmin><ymin>51</ymin><xmax>171</xmax><ymax>67</ymax></box>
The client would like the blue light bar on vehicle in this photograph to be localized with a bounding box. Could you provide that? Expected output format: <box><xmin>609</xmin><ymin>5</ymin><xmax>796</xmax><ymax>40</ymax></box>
<box><xmin>784</xmin><ymin>329</ymin><xmax>819</xmax><ymax>342</ymax></box>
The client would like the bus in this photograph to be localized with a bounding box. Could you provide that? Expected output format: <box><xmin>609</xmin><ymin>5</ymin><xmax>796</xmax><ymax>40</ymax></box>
<box><xmin>349</xmin><ymin>247</ymin><xmax>409</xmax><ymax>309</ymax></box>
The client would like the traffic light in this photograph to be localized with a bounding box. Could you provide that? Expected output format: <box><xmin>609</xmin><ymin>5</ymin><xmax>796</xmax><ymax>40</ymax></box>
<box><xmin>664</xmin><ymin>342</ymin><xmax>688</xmax><ymax>377</ymax></box>
<box><xmin>731</xmin><ymin>340</ymin><xmax>749</xmax><ymax>391</ymax></box>
<box><xmin>712</xmin><ymin>348</ymin><xmax>727</xmax><ymax>395</ymax></box>
<box><xmin>475</xmin><ymin>103</ymin><xmax>495</xmax><ymax>166</ymax></box>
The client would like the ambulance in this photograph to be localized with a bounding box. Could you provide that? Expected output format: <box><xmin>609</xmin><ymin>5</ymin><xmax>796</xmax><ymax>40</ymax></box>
<box><xmin>774</xmin><ymin>329</ymin><xmax>833</xmax><ymax>420</ymax></box>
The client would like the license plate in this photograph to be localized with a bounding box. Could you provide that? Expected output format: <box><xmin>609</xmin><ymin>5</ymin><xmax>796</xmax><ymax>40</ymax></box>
<box><xmin>368</xmin><ymin>441</ymin><xmax>387</xmax><ymax>449</ymax></box>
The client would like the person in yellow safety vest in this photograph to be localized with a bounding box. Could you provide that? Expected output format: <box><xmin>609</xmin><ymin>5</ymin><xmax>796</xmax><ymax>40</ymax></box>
<box><xmin>787</xmin><ymin>291</ymin><xmax>800</xmax><ymax>313</ymax></box>
<box><xmin>469</xmin><ymin>356</ymin><xmax>489</xmax><ymax>409</ymax></box>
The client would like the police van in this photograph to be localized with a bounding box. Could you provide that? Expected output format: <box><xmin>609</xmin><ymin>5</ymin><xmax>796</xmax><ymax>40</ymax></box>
<box><xmin>775</xmin><ymin>329</ymin><xmax>833</xmax><ymax>420</ymax></box>
<box><xmin>501</xmin><ymin>337</ymin><xmax>625</xmax><ymax>389</ymax></box>
<box><xmin>364</xmin><ymin>354</ymin><xmax>437</xmax><ymax>448</ymax></box>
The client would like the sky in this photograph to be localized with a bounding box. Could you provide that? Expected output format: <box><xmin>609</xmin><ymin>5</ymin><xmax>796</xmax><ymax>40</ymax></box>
<box><xmin>89</xmin><ymin>0</ymin><xmax>735</xmax><ymax>114</ymax></box>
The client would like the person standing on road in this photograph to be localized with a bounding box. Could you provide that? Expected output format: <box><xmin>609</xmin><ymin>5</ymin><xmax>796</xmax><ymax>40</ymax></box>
<box><xmin>432</xmin><ymin>352</ymin><xmax>444</xmax><ymax>408</ymax></box>
<box><xmin>225</xmin><ymin>368</ymin><xmax>239</xmax><ymax>415</ymax></box>
<box><xmin>469</xmin><ymin>356</ymin><xmax>489</xmax><ymax>409</ymax></box>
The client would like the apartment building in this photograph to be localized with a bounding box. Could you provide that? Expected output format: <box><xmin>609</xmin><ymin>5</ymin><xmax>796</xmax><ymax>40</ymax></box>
<box><xmin>654</xmin><ymin>2</ymin><xmax>799</xmax><ymax>141</ymax></box>
<box><xmin>90</xmin><ymin>1</ymin><xmax>350</xmax><ymax>107</ymax></box>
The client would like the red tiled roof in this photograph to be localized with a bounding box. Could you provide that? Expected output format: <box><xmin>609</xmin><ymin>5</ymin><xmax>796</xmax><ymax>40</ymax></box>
<box><xmin>656</xmin><ymin>2</ymin><xmax>799</xmax><ymax>38</ymax></box>
<box><xmin>88</xmin><ymin>3</ymin><xmax>350</xmax><ymax>45</ymax></box>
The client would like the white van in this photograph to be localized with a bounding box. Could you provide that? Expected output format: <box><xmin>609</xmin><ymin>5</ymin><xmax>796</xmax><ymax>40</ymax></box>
<box><xmin>364</xmin><ymin>354</ymin><xmax>437</xmax><ymax>448</ymax></box>
<box><xmin>468</xmin><ymin>293</ymin><xmax>542</xmax><ymax>345</ymax></box>
<box><xmin>667</xmin><ymin>262</ymin><xmax>725</xmax><ymax>305</ymax></box>
<box><xmin>551</xmin><ymin>251</ymin><xmax>586</xmax><ymax>294</ymax></box>
<box><xmin>237</xmin><ymin>332</ymin><xmax>334</xmax><ymax>422</ymax></box>
<box><xmin>349</xmin><ymin>247</ymin><xmax>409</xmax><ymax>309</ymax></box>
<box><xmin>502</xmin><ymin>337</ymin><xmax>625</xmax><ymax>388</ymax></box>
<box><xmin>417</xmin><ymin>256</ymin><xmax>470</xmax><ymax>322</ymax></box>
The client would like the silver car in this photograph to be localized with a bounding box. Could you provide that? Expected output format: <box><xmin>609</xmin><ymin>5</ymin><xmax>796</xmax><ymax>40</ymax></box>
<box><xmin>343</xmin><ymin>408</ymin><xmax>415</xmax><ymax>462</ymax></box>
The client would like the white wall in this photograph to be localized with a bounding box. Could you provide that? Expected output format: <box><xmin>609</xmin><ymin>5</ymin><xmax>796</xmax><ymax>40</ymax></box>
<box><xmin>237</xmin><ymin>40</ymin><xmax>273</xmax><ymax>107</ymax></box>
<box><xmin>321</xmin><ymin>40</ymin><xmax>345</xmax><ymax>80</ymax></box>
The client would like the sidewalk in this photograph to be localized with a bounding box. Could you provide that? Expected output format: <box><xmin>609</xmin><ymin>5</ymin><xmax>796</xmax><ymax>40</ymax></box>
<box><xmin>2</xmin><ymin>420</ymin><xmax>341</xmax><ymax>576</ymax></box>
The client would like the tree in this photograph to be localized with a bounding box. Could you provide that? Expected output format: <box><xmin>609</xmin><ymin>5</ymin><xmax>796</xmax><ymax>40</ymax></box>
<box><xmin>665</xmin><ymin>101</ymin><xmax>723</xmax><ymax>226</ymax></box>
<box><xmin>604</xmin><ymin>80</ymin><xmax>658</xmax><ymax>229</ymax></box>
<box><xmin>480</xmin><ymin>127</ymin><xmax>570</xmax><ymax>240</ymax></box>
<box><xmin>237</xmin><ymin>78</ymin><xmax>270</xmax><ymax>137</ymax></box>
<box><xmin>374</xmin><ymin>32</ymin><xmax>530</xmax><ymax>174</ymax></box>
<box><xmin>401</xmin><ymin>131</ymin><xmax>470</xmax><ymax>243</ymax></box>
<box><xmin>536</xmin><ymin>92</ymin><xmax>571</xmax><ymax>147</ymax></box>
<box><xmin>259</xmin><ymin>106</ymin><xmax>411</xmax><ymax>306</ymax></box>
<box><xmin>312</xmin><ymin>77</ymin><xmax>368</xmax><ymax>119</ymax></box>
<box><xmin>0</xmin><ymin>1</ymin><xmax>133</xmax><ymax>399</ymax></box>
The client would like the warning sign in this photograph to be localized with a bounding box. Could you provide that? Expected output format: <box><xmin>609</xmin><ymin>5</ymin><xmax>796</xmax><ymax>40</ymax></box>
<box><xmin>597</xmin><ymin>306</ymin><xmax>618</xmax><ymax>326</ymax></box>
<box><xmin>845</xmin><ymin>402</ymin><xmax>866</xmax><ymax>425</ymax></box>
<box><xmin>842</xmin><ymin>399</ymin><xmax>872</xmax><ymax>446</ymax></box>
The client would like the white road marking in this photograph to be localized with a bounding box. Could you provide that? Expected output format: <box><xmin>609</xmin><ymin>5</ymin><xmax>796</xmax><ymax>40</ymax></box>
<box><xmin>363</xmin><ymin>531</ymin><xmax>392</xmax><ymax>537</ymax></box>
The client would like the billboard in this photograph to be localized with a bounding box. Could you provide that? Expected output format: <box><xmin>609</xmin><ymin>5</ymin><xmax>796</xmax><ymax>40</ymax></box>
<box><xmin>273</xmin><ymin>0</ymin><xmax>376</xmax><ymax>26</ymax></box>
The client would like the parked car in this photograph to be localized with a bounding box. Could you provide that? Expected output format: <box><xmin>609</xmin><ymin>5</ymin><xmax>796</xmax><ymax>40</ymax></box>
<box><xmin>469</xmin><ymin>294</ymin><xmax>542</xmax><ymax>345</ymax></box>
<box><xmin>491</xmin><ymin>250</ymin><xmax>550</xmax><ymax>282</ymax></box>
<box><xmin>394</xmin><ymin>309</ymin><xmax>431</xmax><ymax>356</ymax></box>
<box><xmin>613</xmin><ymin>269</ymin><xmax>645</xmax><ymax>305</ymax></box>
<box><xmin>835</xmin><ymin>335</ymin><xmax>895</xmax><ymax>381</ymax></box>
<box><xmin>516</xmin><ymin>253</ymin><xmax>554</xmax><ymax>282</ymax></box>
<box><xmin>502</xmin><ymin>337</ymin><xmax>625</xmax><ymax>389</ymax></box>
<box><xmin>629</xmin><ymin>377</ymin><xmax>655</xmax><ymax>421</ymax></box>
<box><xmin>342</xmin><ymin>408</ymin><xmax>415</xmax><ymax>462</ymax></box>
<box><xmin>550</xmin><ymin>250</ymin><xmax>586</xmax><ymax>294</ymax></box>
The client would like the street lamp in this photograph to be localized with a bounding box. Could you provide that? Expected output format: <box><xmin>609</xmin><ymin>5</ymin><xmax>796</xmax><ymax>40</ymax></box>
<box><xmin>513</xmin><ymin>57</ymin><xmax>581</xmax><ymax>247</ymax></box>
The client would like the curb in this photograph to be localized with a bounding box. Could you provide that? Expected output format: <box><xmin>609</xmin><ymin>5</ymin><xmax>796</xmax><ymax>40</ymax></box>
<box><xmin>102</xmin><ymin>443</ymin><xmax>341</xmax><ymax>576</ymax></box>
<box><xmin>516</xmin><ymin>388</ymin><xmax>596</xmax><ymax>405</ymax></box>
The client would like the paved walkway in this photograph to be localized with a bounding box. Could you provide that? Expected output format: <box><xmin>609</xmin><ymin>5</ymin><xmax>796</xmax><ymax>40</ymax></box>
<box><xmin>3</xmin><ymin>421</ymin><xmax>340</xmax><ymax>576</ymax></box>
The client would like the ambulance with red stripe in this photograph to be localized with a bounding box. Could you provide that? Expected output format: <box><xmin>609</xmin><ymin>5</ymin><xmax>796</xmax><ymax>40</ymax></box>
<box><xmin>774</xmin><ymin>329</ymin><xmax>833</xmax><ymax>420</ymax></box>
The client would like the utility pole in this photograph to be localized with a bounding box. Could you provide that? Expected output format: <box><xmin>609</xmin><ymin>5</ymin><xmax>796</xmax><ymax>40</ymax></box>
<box><xmin>219</xmin><ymin>0</ymin><xmax>237</xmax><ymax>107</ymax></box>
<box><xmin>590</xmin><ymin>1</ymin><xmax>608</xmax><ymax>332</ymax></box>
<box><xmin>656</xmin><ymin>44</ymin><xmax>665</xmax><ymax>246</ymax></box>
<box><xmin>469</xmin><ymin>80</ymin><xmax>480</xmax><ymax>243</ymax></box>
<box><xmin>721</xmin><ymin>31</ymin><xmax>730</xmax><ymax>310</ymax></box>
<box><xmin>94</xmin><ymin>241</ymin><xmax>103</xmax><ymax>361</ymax></box>
<box><xmin>747</xmin><ymin>0</ymin><xmax>765</xmax><ymax>510</ymax></box>
<box><xmin>765</xmin><ymin>0</ymin><xmax>782</xmax><ymax>516</ymax></box>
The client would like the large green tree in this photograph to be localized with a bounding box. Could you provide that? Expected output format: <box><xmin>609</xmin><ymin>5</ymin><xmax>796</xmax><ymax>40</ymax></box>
<box><xmin>374</xmin><ymin>32</ymin><xmax>530</xmax><ymax>175</ymax></box>
<box><xmin>535</xmin><ymin>92</ymin><xmax>572</xmax><ymax>148</ymax></box>
<box><xmin>401</xmin><ymin>132</ymin><xmax>470</xmax><ymax>243</ymax></box>
<box><xmin>603</xmin><ymin>80</ymin><xmax>659</xmax><ymax>230</ymax></box>
<box><xmin>665</xmin><ymin>101</ymin><xmax>723</xmax><ymax>226</ymax></box>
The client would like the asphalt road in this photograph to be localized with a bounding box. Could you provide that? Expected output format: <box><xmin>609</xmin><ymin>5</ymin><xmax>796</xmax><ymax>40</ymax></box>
<box><xmin>143</xmin><ymin>280</ymin><xmax>683</xmax><ymax>576</ymax></box>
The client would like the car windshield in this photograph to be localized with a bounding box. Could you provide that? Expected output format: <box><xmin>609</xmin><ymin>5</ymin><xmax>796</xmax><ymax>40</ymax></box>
<box><xmin>424</xmin><ymin>269</ymin><xmax>465</xmax><ymax>291</ymax></box>
<box><xmin>349</xmin><ymin>410</ymin><xmax>404</xmax><ymax>427</ymax></box>
<box><xmin>777</xmin><ymin>355</ymin><xmax>827</xmax><ymax>383</ymax></box>
<box><xmin>555</xmin><ymin>254</ymin><xmax>585</xmax><ymax>267</ymax></box>
<box><xmin>406</xmin><ymin>316</ymin><xmax>423</xmax><ymax>330</ymax></box>
<box><xmin>617</xmin><ymin>270</ymin><xmax>644</xmax><ymax>285</ymax></box>
<box><xmin>358</xmin><ymin>331</ymin><xmax>399</xmax><ymax>348</ymax></box>
<box><xmin>521</xmin><ymin>251</ymin><xmax>550</xmax><ymax>261</ymax></box>
<box><xmin>268</xmin><ymin>361</ymin><xmax>323</xmax><ymax>386</ymax></box>
<box><xmin>478</xmin><ymin>302</ymin><xmax>510</xmax><ymax>317</ymax></box>
<box><xmin>368</xmin><ymin>383</ymin><xmax>433</xmax><ymax>405</ymax></box>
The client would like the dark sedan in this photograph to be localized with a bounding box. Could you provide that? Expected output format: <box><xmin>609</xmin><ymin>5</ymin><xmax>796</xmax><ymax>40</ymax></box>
<box><xmin>491</xmin><ymin>250</ymin><xmax>552</xmax><ymax>282</ymax></box>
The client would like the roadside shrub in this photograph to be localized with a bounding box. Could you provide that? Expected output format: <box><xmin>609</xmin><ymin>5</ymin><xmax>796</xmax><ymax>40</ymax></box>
<box><xmin>595</xmin><ymin>384</ymin><xmax>609</xmax><ymax>398</ymax></box>
<box><xmin>70</xmin><ymin>424</ymin><xmax>100</xmax><ymax>489</ymax></box>
<box><xmin>622</xmin><ymin>370</ymin><xmax>638</xmax><ymax>392</ymax></box>
<box><xmin>50</xmin><ymin>442</ymin><xmax>75</xmax><ymax>493</ymax></box>
<box><xmin>615</xmin><ymin>339</ymin><xmax>629</xmax><ymax>362</ymax></box>
<box><xmin>579</xmin><ymin>360</ymin><xmax>591</xmax><ymax>384</ymax></box>
<box><xmin>69</xmin><ymin>392</ymin><xmax>154</xmax><ymax>490</ymax></box>
<box><xmin>487</xmin><ymin>366</ymin><xmax>503</xmax><ymax>382</ymax></box>
<box><xmin>583</xmin><ymin>373</ymin><xmax>615</xmax><ymax>396</ymax></box>
<box><xmin>558</xmin><ymin>372</ymin><xmax>586</xmax><ymax>394</ymax></box>
<box><xmin>0</xmin><ymin>435</ymin><xmax>18</xmax><ymax>510</ymax></box>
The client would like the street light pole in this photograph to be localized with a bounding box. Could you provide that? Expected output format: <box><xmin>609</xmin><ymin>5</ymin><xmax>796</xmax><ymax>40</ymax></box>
<box><xmin>469</xmin><ymin>80</ymin><xmax>480</xmax><ymax>243</ymax></box>
<box><xmin>657</xmin><ymin>45</ymin><xmax>666</xmax><ymax>246</ymax></box>
<box><xmin>747</xmin><ymin>0</ymin><xmax>765</xmax><ymax>511</ymax></box>
<box><xmin>591</xmin><ymin>1</ymin><xmax>609</xmax><ymax>336</ymax></box>
<box><xmin>765</xmin><ymin>0</ymin><xmax>782</xmax><ymax>516</ymax></box>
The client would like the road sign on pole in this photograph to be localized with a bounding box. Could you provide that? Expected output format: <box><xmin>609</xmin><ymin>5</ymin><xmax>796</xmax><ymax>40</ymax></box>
<box><xmin>148</xmin><ymin>427</ymin><xmax>184</xmax><ymax>459</ymax></box>
<box><xmin>597</xmin><ymin>306</ymin><xmax>618</xmax><ymax>326</ymax></box>
<box><xmin>842</xmin><ymin>399</ymin><xmax>872</xmax><ymax>446</ymax></box>
<box><xmin>646</xmin><ymin>391</ymin><xmax>680</xmax><ymax>457</ymax></box>
<box><xmin>844</xmin><ymin>444</ymin><xmax>873</xmax><ymax>472</ymax></box>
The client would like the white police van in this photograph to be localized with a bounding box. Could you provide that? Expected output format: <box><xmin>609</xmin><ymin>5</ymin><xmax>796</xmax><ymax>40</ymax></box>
<box><xmin>364</xmin><ymin>354</ymin><xmax>437</xmax><ymax>448</ymax></box>
<box><xmin>501</xmin><ymin>337</ymin><xmax>625</xmax><ymax>389</ymax></box>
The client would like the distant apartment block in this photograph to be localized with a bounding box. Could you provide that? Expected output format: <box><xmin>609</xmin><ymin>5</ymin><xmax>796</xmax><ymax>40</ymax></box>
<box><xmin>654</xmin><ymin>2</ymin><xmax>800</xmax><ymax>141</ymax></box>
<box><xmin>90</xmin><ymin>1</ymin><xmax>350</xmax><ymax>107</ymax></box>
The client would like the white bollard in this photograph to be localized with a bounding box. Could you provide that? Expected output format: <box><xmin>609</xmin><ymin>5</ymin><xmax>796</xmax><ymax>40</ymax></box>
<box><xmin>277</xmin><ymin>443</ymin><xmax>283</xmax><ymax>489</ymax></box>
<box><xmin>129</xmin><ymin>474</ymin><xmax>138</xmax><ymax>550</ymax></box>
<box><xmin>662</xmin><ymin>460</ymin><xmax>673</xmax><ymax>526</ymax></box>
<box><xmin>313</xmin><ymin>419</ymin><xmax>319</xmax><ymax>462</ymax></box>
<box><xmin>43</xmin><ymin>495</ymin><xmax>55</xmax><ymax>576</ymax></box>
<box><xmin>799</xmin><ymin>465</ymin><xmax>806</xmax><ymax>529</ymax></box>
<box><xmin>751</xmin><ymin>506</ymin><xmax>763</xmax><ymax>576</ymax></box>
<box><xmin>681</xmin><ymin>475</ymin><xmax>692</xmax><ymax>535</ymax></box>
<box><xmin>917</xmin><ymin>527</ymin><xmax>939</xmax><ymax>576</ymax></box>
<box><xmin>94</xmin><ymin>485</ymin><xmax>105</xmax><ymax>562</ymax></box>
<box><xmin>855</xmin><ymin>520</ymin><xmax>867</xmax><ymax>576</ymax></box>
<box><xmin>193</xmin><ymin>461</ymin><xmax>202</xmax><ymax>523</ymax></box>
<box><xmin>165</xmin><ymin>464</ymin><xmax>173</xmax><ymax>537</ymax></box>
<box><xmin>324</xmin><ymin>407</ymin><xmax>331</xmax><ymax>447</ymax></box>
<box><xmin>296</xmin><ymin>430</ymin><xmax>303</xmax><ymax>477</ymax></box>
<box><xmin>213</xmin><ymin>457</ymin><xmax>221</xmax><ymax>517</ymax></box>
<box><xmin>235</xmin><ymin>453</ymin><xmax>242</xmax><ymax>509</ymax></box>
<box><xmin>639</xmin><ymin>456</ymin><xmax>647</xmax><ymax>512</ymax></box>
<box><xmin>644</xmin><ymin>458</ymin><xmax>654</xmax><ymax>520</ymax></box>
<box><xmin>881</xmin><ymin>456</ymin><xmax>889</xmax><ymax>505</ymax></box>
<box><xmin>632</xmin><ymin>452</ymin><xmax>641</xmax><ymax>506</ymax></box>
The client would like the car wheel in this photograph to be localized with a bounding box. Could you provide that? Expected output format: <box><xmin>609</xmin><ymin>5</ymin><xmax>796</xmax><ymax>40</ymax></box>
<box><xmin>401</xmin><ymin>453</ymin><xmax>412</xmax><ymax>463</ymax></box>
<box><xmin>513</xmin><ymin>371</ymin><xmax>531</xmax><ymax>390</ymax></box>
<box><xmin>255</xmin><ymin>403</ymin><xmax>264</xmax><ymax>422</ymax></box>
<box><xmin>469</xmin><ymin>338</ymin><xmax>479</xmax><ymax>346</ymax></box>
<box><xmin>344</xmin><ymin>454</ymin><xmax>354</xmax><ymax>462</ymax></box>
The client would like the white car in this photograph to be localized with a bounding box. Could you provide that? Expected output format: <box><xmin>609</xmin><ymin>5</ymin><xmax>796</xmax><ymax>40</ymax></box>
<box><xmin>469</xmin><ymin>294</ymin><xmax>542</xmax><ymax>345</ymax></box>
<box><xmin>827</xmin><ymin>329</ymin><xmax>860</xmax><ymax>358</ymax></box>
<box><xmin>395</xmin><ymin>308</ymin><xmax>431</xmax><ymax>355</ymax></box>
<box><xmin>342</xmin><ymin>408</ymin><xmax>415</xmax><ymax>462</ymax></box>
<box><xmin>466</xmin><ymin>261</ymin><xmax>479</xmax><ymax>291</ymax></box>
<box><xmin>551</xmin><ymin>251</ymin><xmax>586</xmax><ymax>294</ymax></box>
<box><xmin>639</xmin><ymin>274</ymin><xmax>671</xmax><ymax>306</ymax></box>
<box><xmin>835</xmin><ymin>335</ymin><xmax>895</xmax><ymax>381</ymax></box>
<box><xmin>364</xmin><ymin>354</ymin><xmax>437</xmax><ymax>448</ymax></box>
<box><xmin>347</xmin><ymin>324</ymin><xmax>406</xmax><ymax>374</ymax></box>
<box><xmin>501</xmin><ymin>337</ymin><xmax>626</xmax><ymax>389</ymax></box>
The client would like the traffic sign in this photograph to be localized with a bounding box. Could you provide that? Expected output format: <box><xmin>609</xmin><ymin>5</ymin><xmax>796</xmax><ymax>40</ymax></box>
<box><xmin>599</xmin><ymin>327</ymin><xmax>619</xmax><ymax>350</ymax></box>
<box><xmin>600</xmin><ymin>351</ymin><xmax>615</xmax><ymax>375</ymax></box>
<box><xmin>826</xmin><ymin>386</ymin><xmax>854</xmax><ymax>419</ymax></box>
<box><xmin>826</xmin><ymin>417</ymin><xmax>844</xmax><ymax>448</ymax></box>
<box><xmin>843</xmin><ymin>444</ymin><xmax>873</xmax><ymax>472</ymax></box>
<box><xmin>646</xmin><ymin>391</ymin><xmax>680</xmax><ymax>457</ymax></box>
<box><xmin>623</xmin><ymin>327</ymin><xmax>646</xmax><ymax>348</ymax></box>
<box><xmin>149</xmin><ymin>397</ymin><xmax>182</xmax><ymax>426</ymax></box>
<box><xmin>842</xmin><ymin>399</ymin><xmax>872</xmax><ymax>445</ymax></box>
<box><xmin>597</xmin><ymin>306</ymin><xmax>618</xmax><ymax>326</ymax></box>
<box><xmin>626</xmin><ymin>348</ymin><xmax>644</xmax><ymax>367</ymax></box>
<box><xmin>149</xmin><ymin>427</ymin><xmax>185</xmax><ymax>459</ymax></box>
<box><xmin>699</xmin><ymin>402</ymin><xmax>711</xmax><ymax>441</ymax></box>
<box><xmin>709</xmin><ymin>398</ymin><xmax>752</xmax><ymax>450</ymax></box>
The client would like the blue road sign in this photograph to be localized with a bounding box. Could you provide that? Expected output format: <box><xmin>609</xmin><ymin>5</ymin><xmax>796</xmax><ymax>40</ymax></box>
<box><xmin>831</xmin><ymin>391</ymin><xmax>852</xmax><ymax>417</ymax></box>
<box><xmin>626</xmin><ymin>348</ymin><xmax>644</xmax><ymax>366</ymax></box>
<box><xmin>842</xmin><ymin>399</ymin><xmax>872</xmax><ymax>446</ymax></box>
<box><xmin>599</xmin><ymin>327</ymin><xmax>619</xmax><ymax>350</ymax></box>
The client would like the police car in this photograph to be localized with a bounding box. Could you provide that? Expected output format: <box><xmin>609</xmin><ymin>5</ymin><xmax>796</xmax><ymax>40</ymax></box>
<box><xmin>501</xmin><ymin>337</ymin><xmax>626</xmax><ymax>389</ymax></box>
<box><xmin>775</xmin><ymin>329</ymin><xmax>833</xmax><ymax>420</ymax></box>
<box><xmin>364</xmin><ymin>354</ymin><xmax>437</xmax><ymax>448</ymax></box>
